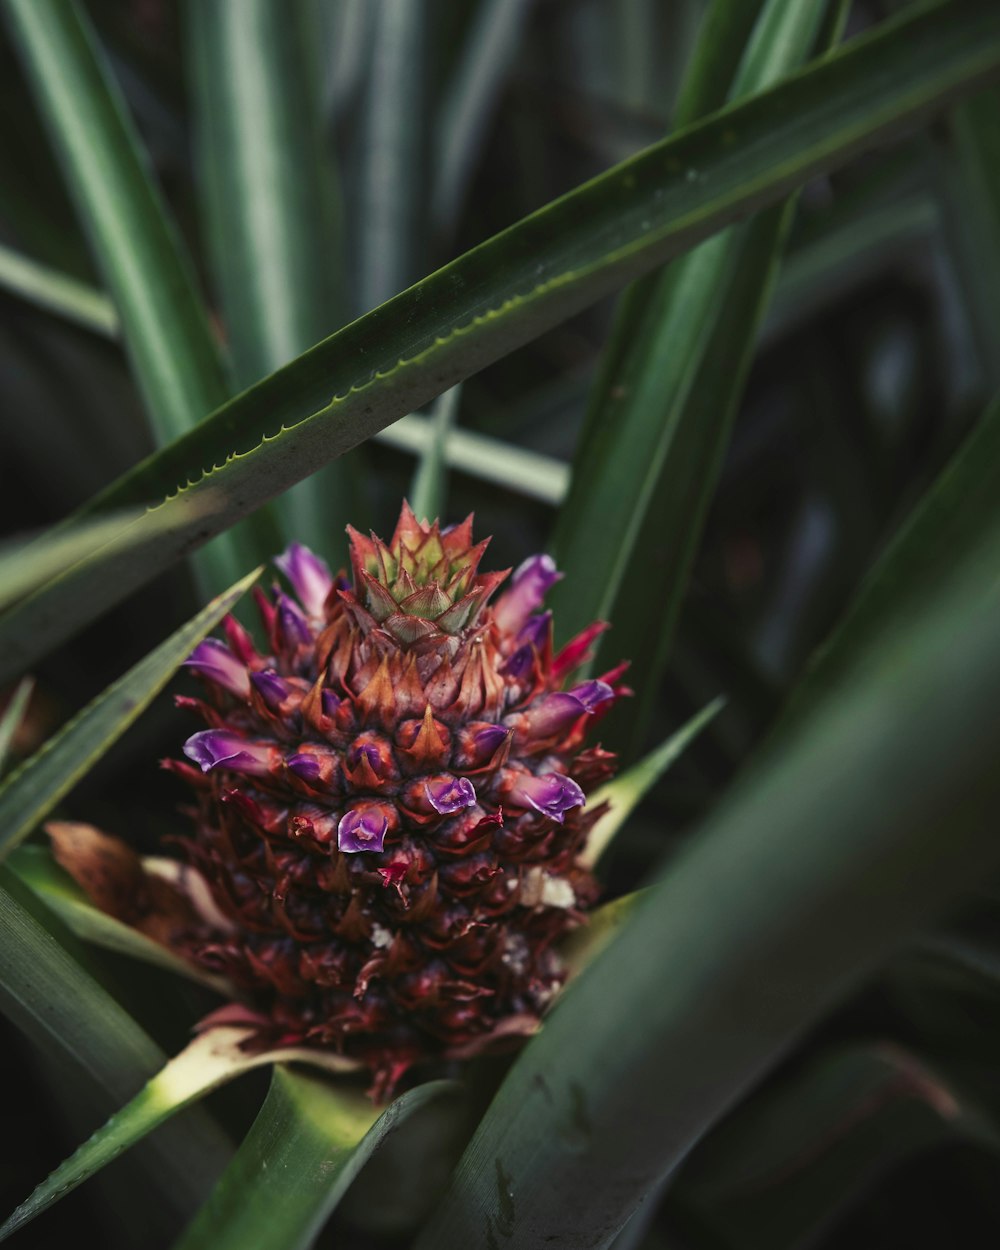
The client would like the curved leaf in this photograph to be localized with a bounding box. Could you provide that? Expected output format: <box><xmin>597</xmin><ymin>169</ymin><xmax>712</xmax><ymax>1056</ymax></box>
<box><xmin>2</xmin><ymin>0</ymin><xmax>998</xmax><ymax>679</ymax></box>
<box><xmin>173</xmin><ymin>1072</ymin><xmax>460</xmax><ymax>1250</ymax></box>
<box><xmin>416</xmin><ymin>503</ymin><xmax>1000</xmax><ymax>1249</ymax></box>
<box><xmin>187</xmin><ymin>0</ymin><xmax>359</xmax><ymax>548</ymax></box>
<box><xmin>551</xmin><ymin>0</ymin><xmax>841</xmax><ymax>762</ymax></box>
<box><xmin>0</xmin><ymin>870</ymin><xmax>231</xmax><ymax>1221</ymax></box>
<box><xmin>0</xmin><ymin>1025</ymin><xmax>359</xmax><ymax>1241</ymax></box>
<box><xmin>0</xmin><ymin>678</ymin><xmax>33</xmax><ymax>776</ymax></box>
<box><xmin>0</xmin><ymin>568</ymin><xmax>259</xmax><ymax>862</ymax></box>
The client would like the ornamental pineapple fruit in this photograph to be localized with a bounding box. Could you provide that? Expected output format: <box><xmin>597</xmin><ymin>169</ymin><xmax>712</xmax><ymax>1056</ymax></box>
<box><xmin>172</xmin><ymin>504</ymin><xmax>626</xmax><ymax>1097</ymax></box>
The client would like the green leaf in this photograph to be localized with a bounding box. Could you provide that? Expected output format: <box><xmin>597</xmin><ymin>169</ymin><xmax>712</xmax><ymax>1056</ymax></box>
<box><xmin>356</xmin><ymin>0</ymin><xmax>427</xmax><ymax>311</ymax></box>
<box><xmin>938</xmin><ymin>86</ymin><xmax>1000</xmax><ymax>389</ymax></box>
<box><xmin>0</xmin><ymin>240</ymin><xmax>117</xmax><ymax>338</ymax></box>
<box><xmin>0</xmin><ymin>1024</ymin><xmax>360</xmax><ymax>1241</ymax></box>
<box><xmin>551</xmin><ymin>0</ymin><xmax>839</xmax><ymax>760</ymax></box>
<box><xmin>2</xmin><ymin>0</ymin><xmax>252</xmax><ymax>595</ymax></box>
<box><xmin>173</xmin><ymin>1072</ymin><xmax>460</xmax><ymax>1250</ymax></box>
<box><xmin>187</xmin><ymin>0</ymin><xmax>360</xmax><ymax>549</ymax></box>
<box><xmin>3</xmin><ymin>0</ymin><xmax>1000</xmax><ymax>679</ymax></box>
<box><xmin>416</xmin><ymin>503</ymin><xmax>1000</xmax><ymax>1250</ymax></box>
<box><xmin>581</xmin><ymin>697</ymin><xmax>724</xmax><ymax>869</ymax></box>
<box><xmin>780</xmin><ymin>391</ymin><xmax>1000</xmax><ymax>720</ymax></box>
<box><xmin>676</xmin><ymin>1045</ymin><xmax>998</xmax><ymax>1250</ymax></box>
<box><xmin>409</xmin><ymin>385</ymin><xmax>461</xmax><ymax>523</ymax></box>
<box><xmin>0</xmin><ymin>567</ymin><xmax>259</xmax><ymax>863</ymax></box>
<box><xmin>0</xmin><ymin>678</ymin><xmax>33</xmax><ymax>775</ymax></box>
<box><xmin>432</xmin><ymin>0</ymin><xmax>534</xmax><ymax>236</ymax></box>
<box><xmin>0</xmin><ymin>869</ymin><xmax>231</xmax><ymax>1220</ymax></box>
<box><xmin>7</xmin><ymin>844</ymin><xmax>228</xmax><ymax>991</ymax></box>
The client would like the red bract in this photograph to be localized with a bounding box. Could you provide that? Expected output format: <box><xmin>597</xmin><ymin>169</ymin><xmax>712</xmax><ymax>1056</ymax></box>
<box><xmin>175</xmin><ymin>504</ymin><xmax>626</xmax><ymax>1097</ymax></box>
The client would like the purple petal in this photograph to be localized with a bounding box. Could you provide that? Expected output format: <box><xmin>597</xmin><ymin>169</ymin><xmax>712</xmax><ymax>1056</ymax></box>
<box><xmin>426</xmin><ymin>775</ymin><xmax>477</xmax><ymax>815</ymax></box>
<box><xmin>348</xmin><ymin>743</ymin><xmax>383</xmax><ymax>776</ymax></box>
<box><xmin>287</xmin><ymin>753</ymin><xmax>321</xmax><ymax>781</ymax></box>
<box><xmin>338</xmin><ymin>808</ymin><xmax>388</xmax><ymax>854</ymax></box>
<box><xmin>251</xmin><ymin>670</ymin><xmax>289</xmax><ymax>710</ymax></box>
<box><xmin>183</xmin><ymin>639</ymin><xmax>249</xmax><ymax>697</ymax></box>
<box><xmin>569</xmin><ymin>679</ymin><xmax>615</xmax><ymax>712</ymax></box>
<box><xmin>475</xmin><ymin>725</ymin><xmax>509</xmax><ymax>756</ymax></box>
<box><xmin>500</xmin><ymin>644</ymin><xmax>534</xmax><ymax>681</ymax></box>
<box><xmin>276</xmin><ymin>594</ymin><xmax>312</xmax><ymax>648</ymax></box>
<box><xmin>183</xmin><ymin>730</ymin><xmax>272</xmax><ymax>776</ymax></box>
<box><xmin>275</xmin><ymin>543</ymin><xmax>333</xmax><ymax>618</ymax></box>
<box><xmin>522</xmin><ymin>691</ymin><xmax>588</xmax><ymax>737</ymax></box>
<box><xmin>512</xmin><ymin>772</ymin><xmax>585</xmax><ymax>824</ymax></box>
<box><xmin>321</xmin><ymin>690</ymin><xmax>341</xmax><ymax>718</ymax></box>
<box><xmin>493</xmin><ymin>555</ymin><xmax>562</xmax><ymax>634</ymax></box>
<box><xmin>516</xmin><ymin>611</ymin><xmax>552</xmax><ymax>650</ymax></box>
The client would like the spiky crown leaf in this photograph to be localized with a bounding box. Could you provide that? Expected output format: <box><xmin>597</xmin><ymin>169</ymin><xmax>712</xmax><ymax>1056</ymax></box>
<box><xmin>171</xmin><ymin>505</ymin><xmax>627</xmax><ymax>1097</ymax></box>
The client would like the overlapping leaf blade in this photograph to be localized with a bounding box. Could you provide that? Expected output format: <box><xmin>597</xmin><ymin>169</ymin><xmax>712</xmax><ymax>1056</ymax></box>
<box><xmin>173</xmin><ymin>1072</ymin><xmax>460</xmax><ymax>1250</ymax></box>
<box><xmin>0</xmin><ymin>568</ymin><xmax>259</xmax><ymax>861</ymax></box>
<box><xmin>416</xmin><ymin>503</ymin><xmax>1000</xmax><ymax>1250</ymax></box>
<box><xmin>3</xmin><ymin>0</ymin><xmax>994</xmax><ymax>681</ymax></box>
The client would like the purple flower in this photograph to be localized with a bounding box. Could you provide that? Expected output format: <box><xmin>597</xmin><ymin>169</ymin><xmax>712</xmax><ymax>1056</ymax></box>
<box><xmin>475</xmin><ymin>725</ymin><xmax>509</xmax><ymax>756</ymax></box>
<box><xmin>321</xmin><ymin>690</ymin><xmax>341</xmax><ymax>718</ymax></box>
<box><xmin>183</xmin><ymin>730</ymin><xmax>273</xmax><ymax>776</ymax></box>
<box><xmin>276</xmin><ymin>595</ymin><xmax>312</xmax><ymax>648</ymax></box>
<box><xmin>520</xmin><ymin>681</ymin><xmax>614</xmax><ymax>737</ymax></box>
<box><xmin>183</xmin><ymin>639</ymin><xmax>249</xmax><ymax>697</ymax></box>
<box><xmin>516</xmin><ymin>611</ymin><xmax>552</xmax><ymax>650</ymax></box>
<box><xmin>251</xmin><ymin>670</ymin><xmax>289</xmax><ymax>710</ymax></box>
<box><xmin>500</xmin><ymin>645</ymin><xmax>534</xmax><ymax>681</ymax></box>
<box><xmin>426</xmin><ymin>775</ymin><xmax>477</xmax><ymax>815</ymax></box>
<box><xmin>493</xmin><ymin>555</ymin><xmax>562</xmax><ymax>634</ymax></box>
<box><xmin>275</xmin><ymin>543</ymin><xmax>333</xmax><ymax>618</ymax></box>
<box><xmin>511</xmin><ymin>772</ymin><xmax>585</xmax><ymax>824</ymax></box>
<box><xmin>287</xmin><ymin>753</ymin><xmax>321</xmax><ymax>782</ymax></box>
<box><xmin>338</xmin><ymin>808</ymin><xmax>388</xmax><ymax>854</ymax></box>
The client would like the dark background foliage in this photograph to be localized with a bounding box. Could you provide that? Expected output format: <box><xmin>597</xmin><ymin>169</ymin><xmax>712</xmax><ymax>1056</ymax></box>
<box><xmin>2</xmin><ymin>2</ymin><xmax>999</xmax><ymax>1247</ymax></box>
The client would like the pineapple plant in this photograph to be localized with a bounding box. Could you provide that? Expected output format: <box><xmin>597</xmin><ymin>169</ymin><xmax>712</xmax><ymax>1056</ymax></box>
<box><xmin>170</xmin><ymin>504</ymin><xmax>625</xmax><ymax>1096</ymax></box>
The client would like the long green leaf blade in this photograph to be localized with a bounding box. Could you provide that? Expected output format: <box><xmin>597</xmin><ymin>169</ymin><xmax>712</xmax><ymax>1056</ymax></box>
<box><xmin>0</xmin><ymin>679</ymin><xmax>33</xmax><ymax>775</ymax></box>
<box><xmin>416</xmin><ymin>506</ymin><xmax>1000</xmax><ymax>1250</ymax></box>
<box><xmin>2</xmin><ymin>0</ymin><xmax>252</xmax><ymax>594</ymax></box>
<box><xmin>2</xmin><ymin>0</ymin><xmax>999</xmax><ymax>678</ymax></box>
<box><xmin>581</xmin><ymin>697</ymin><xmax>724</xmax><ymax>869</ymax></box>
<box><xmin>173</xmin><ymin>1072</ymin><xmax>459</xmax><ymax>1250</ymax></box>
<box><xmin>0</xmin><ymin>240</ymin><xmax>117</xmax><ymax>337</ymax></box>
<box><xmin>0</xmin><ymin>870</ymin><xmax>231</xmax><ymax>1221</ymax></box>
<box><xmin>0</xmin><ymin>1025</ymin><xmax>358</xmax><ymax>1240</ymax></box>
<box><xmin>187</xmin><ymin>0</ymin><xmax>358</xmax><ymax>548</ymax></box>
<box><xmin>781</xmin><ymin>391</ymin><xmax>1000</xmax><ymax>719</ymax></box>
<box><xmin>0</xmin><ymin>568</ymin><xmax>259</xmax><ymax>862</ymax></box>
<box><xmin>551</xmin><ymin>0</ymin><xmax>839</xmax><ymax>760</ymax></box>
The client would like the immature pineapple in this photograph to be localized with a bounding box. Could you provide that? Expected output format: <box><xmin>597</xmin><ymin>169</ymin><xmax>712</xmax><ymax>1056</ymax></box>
<box><xmin>173</xmin><ymin>504</ymin><xmax>626</xmax><ymax>1096</ymax></box>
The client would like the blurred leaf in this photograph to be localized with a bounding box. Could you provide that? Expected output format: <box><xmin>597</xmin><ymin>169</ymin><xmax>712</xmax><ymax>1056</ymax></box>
<box><xmin>173</xmin><ymin>1072</ymin><xmax>460</xmax><ymax>1250</ymax></box>
<box><xmin>432</xmin><ymin>0</ymin><xmax>535</xmax><ymax>236</ymax></box>
<box><xmin>677</xmin><ymin>1045</ymin><xmax>999</xmax><ymax>1250</ymax></box>
<box><xmin>187</xmin><ymin>0</ymin><xmax>360</xmax><ymax>549</ymax></box>
<box><xmin>552</xmin><ymin>0</ymin><xmax>839</xmax><ymax>761</ymax></box>
<box><xmin>0</xmin><ymin>678</ymin><xmax>32</xmax><ymax>775</ymax></box>
<box><xmin>939</xmin><ymin>86</ymin><xmax>1000</xmax><ymax>388</ymax></box>
<box><xmin>0</xmin><ymin>1024</ymin><xmax>360</xmax><ymax>1241</ymax></box>
<box><xmin>0</xmin><ymin>568</ymin><xmax>259</xmax><ymax>862</ymax></box>
<box><xmin>356</xmin><ymin>0</ymin><xmax>427</xmax><ymax>312</ymax></box>
<box><xmin>416</xmin><ymin>503</ymin><xmax>1000</xmax><ymax>1250</ymax></box>
<box><xmin>409</xmin><ymin>385</ymin><xmax>461</xmax><ymax>522</ymax></box>
<box><xmin>0</xmin><ymin>506</ymin><xmax>176</xmax><ymax>612</ymax></box>
<box><xmin>560</xmin><ymin>891</ymin><xmax>643</xmax><ymax>980</ymax></box>
<box><xmin>2</xmin><ymin>0</ymin><xmax>257</xmax><ymax>594</ymax></box>
<box><xmin>0</xmin><ymin>869</ymin><xmax>231</xmax><ymax>1221</ymax></box>
<box><xmin>2</xmin><ymin>0</ymin><xmax>999</xmax><ymax>679</ymax></box>
<box><xmin>8</xmin><ymin>844</ymin><xmax>227</xmax><ymax>991</ymax></box>
<box><xmin>781</xmin><ymin>390</ymin><xmax>1000</xmax><ymax>719</ymax></box>
<box><xmin>581</xmin><ymin>697</ymin><xmax>724</xmax><ymax>869</ymax></box>
<box><xmin>0</xmin><ymin>240</ymin><xmax>117</xmax><ymax>337</ymax></box>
